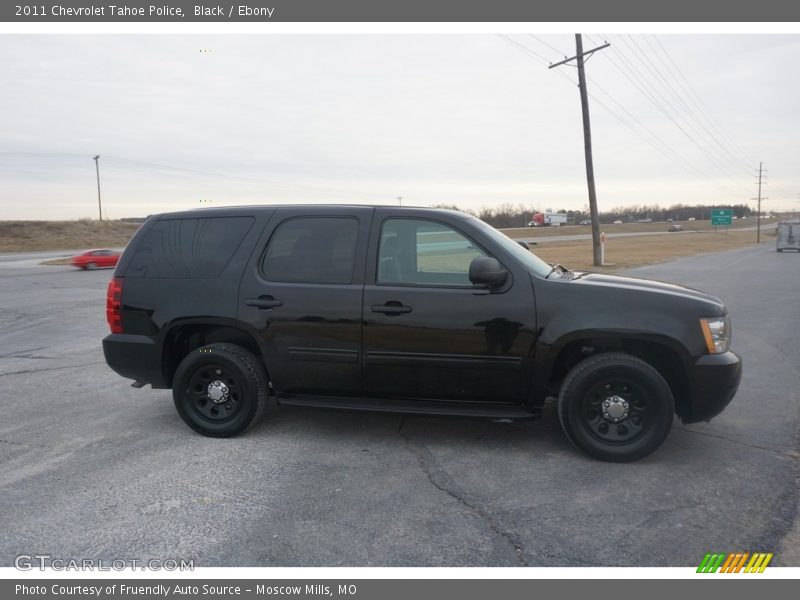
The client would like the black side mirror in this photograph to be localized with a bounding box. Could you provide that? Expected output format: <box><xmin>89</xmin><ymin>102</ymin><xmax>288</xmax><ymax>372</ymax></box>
<box><xmin>469</xmin><ymin>256</ymin><xmax>508</xmax><ymax>289</ymax></box>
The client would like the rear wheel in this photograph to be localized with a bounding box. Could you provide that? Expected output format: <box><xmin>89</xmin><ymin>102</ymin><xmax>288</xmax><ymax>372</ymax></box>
<box><xmin>172</xmin><ymin>343</ymin><xmax>267</xmax><ymax>437</ymax></box>
<box><xmin>557</xmin><ymin>352</ymin><xmax>674</xmax><ymax>462</ymax></box>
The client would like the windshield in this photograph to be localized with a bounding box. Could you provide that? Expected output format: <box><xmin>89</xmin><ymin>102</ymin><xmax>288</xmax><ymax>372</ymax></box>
<box><xmin>465</xmin><ymin>215</ymin><xmax>554</xmax><ymax>278</ymax></box>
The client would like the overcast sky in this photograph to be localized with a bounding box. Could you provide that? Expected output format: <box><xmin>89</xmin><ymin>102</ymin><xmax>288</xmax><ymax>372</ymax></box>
<box><xmin>1</xmin><ymin>34</ymin><xmax>798</xmax><ymax>220</ymax></box>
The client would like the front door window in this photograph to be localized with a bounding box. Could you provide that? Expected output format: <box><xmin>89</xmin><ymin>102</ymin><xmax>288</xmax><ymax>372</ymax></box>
<box><xmin>377</xmin><ymin>218</ymin><xmax>487</xmax><ymax>286</ymax></box>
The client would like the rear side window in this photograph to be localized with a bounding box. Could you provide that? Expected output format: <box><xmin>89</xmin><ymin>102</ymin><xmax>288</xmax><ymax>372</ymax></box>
<box><xmin>261</xmin><ymin>217</ymin><xmax>358</xmax><ymax>284</ymax></box>
<box><xmin>124</xmin><ymin>216</ymin><xmax>254</xmax><ymax>279</ymax></box>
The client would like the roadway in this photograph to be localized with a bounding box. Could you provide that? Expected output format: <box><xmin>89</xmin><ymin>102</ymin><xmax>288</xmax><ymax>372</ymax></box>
<box><xmin>0</xmin><ymin>243</ymin><xmax>797</xmax><ymax>567</ymax></box>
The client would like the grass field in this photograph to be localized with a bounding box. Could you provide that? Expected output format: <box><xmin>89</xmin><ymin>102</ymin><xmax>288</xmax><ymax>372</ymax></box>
<box><xmin>524</xmin><ymin>229</ymin><xmax>776</xmax><ymax>272</ymax></box>
<box><xmin>0</xmin><ymin>220</ymin><xmax>141</xmax><ymax>253</ymax></box>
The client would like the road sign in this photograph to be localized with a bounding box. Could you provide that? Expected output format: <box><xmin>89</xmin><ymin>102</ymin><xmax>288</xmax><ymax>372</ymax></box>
<box><xmin>711</xmin><ymin>209</ymin><xmax>733</xmax><ymax>226</ymax></box>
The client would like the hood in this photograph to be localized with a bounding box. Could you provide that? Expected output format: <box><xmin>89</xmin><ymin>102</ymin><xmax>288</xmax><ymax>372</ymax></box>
<box><xmin>571</xmin><ymin>272</ymin><xmax>725</xmax><ymax>308</ymax></box>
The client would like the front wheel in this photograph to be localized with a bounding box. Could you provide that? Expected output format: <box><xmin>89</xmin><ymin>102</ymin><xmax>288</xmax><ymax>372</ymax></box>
<box><xmin>172</xmin><ymin>343</ymin><xmax>267</xmax><ymax>437</ymax></box>
<box><xmin>557</xmin><ymin>352</ymin><xmax>674</xmax><ymax>462</ymax></box>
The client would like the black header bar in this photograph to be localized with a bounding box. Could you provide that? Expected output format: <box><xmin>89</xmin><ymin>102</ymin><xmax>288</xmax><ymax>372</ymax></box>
<box><xmin>4</xmin><ymin>0</ymin><xmax>800</xmax><ymax>22</ymax></box>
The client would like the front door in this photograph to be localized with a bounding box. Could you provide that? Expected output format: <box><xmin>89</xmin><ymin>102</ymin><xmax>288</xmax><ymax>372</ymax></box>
<box><xmin>362</xmin><ymin>210</ymin><xmax>537</xmax><ymax>403</ymax></box>
<box><xmin>238</xmin><ymin>206</ymin><xmax>372</xmax><ymax>396</ymax></box>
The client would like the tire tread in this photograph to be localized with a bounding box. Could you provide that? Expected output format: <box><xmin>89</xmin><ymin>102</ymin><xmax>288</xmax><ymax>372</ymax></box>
<box><xmin>556</xmin><ymin>352</ymin><xmax>674</xmax><ymax>462</ymax></box>
<box><xmin>172</xmin><ymin>342</ymin><xmax>268</xmax><ymax>437</ymax></box>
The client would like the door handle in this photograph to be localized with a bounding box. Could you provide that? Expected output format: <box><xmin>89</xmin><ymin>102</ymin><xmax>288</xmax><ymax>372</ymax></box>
<box><xmin>246</xmin><ymin>296</ymin><xmax>283</xmax><ymax>309</ymax></box>
<box><xmin>371</xmin><ymin>303</ymin><xmax>412</xmax><ymax>315</ymax></box>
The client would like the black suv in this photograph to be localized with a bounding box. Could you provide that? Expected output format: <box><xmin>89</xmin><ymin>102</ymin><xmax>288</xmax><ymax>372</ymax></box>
<box><xmin>103</xmin><ymin>205</ymin><xmax>741</xmax><ymax>461</ymax></box>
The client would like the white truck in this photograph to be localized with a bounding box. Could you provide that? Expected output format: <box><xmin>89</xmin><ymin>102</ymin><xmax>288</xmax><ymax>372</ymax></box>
<box><xmin>776</xmin><ymin>221</ymin><xmax>800</xmax><ymax>252</ymax></box>
<box><xmin>528</xmin><ymin>212</ymin><xmax>569</xmax><ymax>227</ymax></box>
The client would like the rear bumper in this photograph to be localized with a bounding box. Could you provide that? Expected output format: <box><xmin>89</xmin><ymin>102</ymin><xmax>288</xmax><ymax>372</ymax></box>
<box><xmin>102</xmin><ymin>333</ymin><xmax>167</xmax><ymax>388</ymax></box>
<box><xmin>682</xmin><ymin>351</ymin><xmax>742</xmax><ymax>423</ymax></box>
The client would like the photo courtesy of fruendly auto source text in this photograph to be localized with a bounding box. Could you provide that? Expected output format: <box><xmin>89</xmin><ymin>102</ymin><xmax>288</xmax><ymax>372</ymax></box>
<box><xmin>1</xmin><ymin>1</ymin><xmax>799</xmax><ymax>598</ymax></box>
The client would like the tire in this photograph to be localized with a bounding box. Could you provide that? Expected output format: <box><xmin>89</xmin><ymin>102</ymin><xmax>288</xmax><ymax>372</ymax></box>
<box><xmin>86</xmin><ymin>262</ymin><xmax>97</xmax><ymax>270</ymax></box>
<box><xmin>557</xmin><ymin>352</ymin><xmax>674</xmax><ymax>462</ymax></box>
<box><xmin>172</xmin><ymin>343</ymin><xmax>267</xmax><ymax>437</ymax></box>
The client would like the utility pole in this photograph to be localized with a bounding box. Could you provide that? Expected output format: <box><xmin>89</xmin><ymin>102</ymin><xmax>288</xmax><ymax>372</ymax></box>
<box><xmin>753</xmin><ymin>162</ymin><xmax>767</xmax><ymax>244</ymax></box>
<box><xmin>549</xmin><ymin>35</ymin><xmax>610</xmax><ymax>267</ymax></box>
<box><xmin>396</xmin><ymin>195</ymin><xmax>403</xmax><ymax>207</ymax></box>
<box><xmin>93</xmin><ymin>155</ymin><xmax>103</xmax><ymax>221</ymax></box>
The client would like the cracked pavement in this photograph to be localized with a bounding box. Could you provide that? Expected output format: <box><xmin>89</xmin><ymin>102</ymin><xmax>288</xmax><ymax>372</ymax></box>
<box><xmin>0</xmin><ymin>242</ymin><xmax>798</xmax><ymax>567</ymax></box>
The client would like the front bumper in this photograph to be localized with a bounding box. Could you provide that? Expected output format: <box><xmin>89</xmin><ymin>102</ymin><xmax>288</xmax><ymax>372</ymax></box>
<box><xmin>102</xmin><ymin>333</ymin><xmax>167</xmax><ymax>388</ymax></box>
<box><xmin>681</xmin><ymin>351</ymin><xmax>742</xmax><ymax>423</ymax></box>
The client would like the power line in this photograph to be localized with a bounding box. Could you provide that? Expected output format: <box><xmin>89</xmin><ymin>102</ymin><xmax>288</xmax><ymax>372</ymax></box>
<box><xmin>590</xmin><ymin>34</ymin><xmax>752</xmax><ymax>194</ymax></box>
<box><xmin>1</xmin><ymin>150</ymin><xmax>396</xmax><ymax>204</ymax></box>
<box><xmin>638</xmin><ymin>35</ymin><xmax>754</xmax><ymax>175</ymax></box>
<box><xmin>528</xmin><ymin>35</ymin><xmax>567</xmax><ymax>59</ymax></box>
<box><xmin>625</xmin><ymin>35</ymin><xmax>754</xmax><ymax>176</ymax></box>
<box><xmin>650</xmin><ymin>35</ymin><xmax>758</xmax><ymax>171</ymax></box>
<box><xmin>579</xmin><ymin>42</ymin><xmax>745</xmax><ymax>196</ymax></box>
<box><xmin>771</xmin><ymin>187</ymin><xmax>797</xmax><ymax>200</ymax></box>
<box><xmin>501</xmin><ymin>35</ymin><xmax>750</xmax><ymax>199</ymax></box>
<box><xmin>608</xmin><ymin>35</ymin><xmax>749</xmax><ymax>184</ymax></box>
<box><xmin>497</xmin><ymin>34</ymin><xmax>552</xmax><ymax>64</ymax></box>
<box><xmin>579</xmin><ymin>37</ymin><xmax>744</xmax><ymax>195</ymax></box>
<box><xmin>616</xmin><ymin>34</ymin><xmax>754</xmax><ymax>184</ymax></box>
<box><xmin>0</xmin><ymin>151</ymin><xmax>93</xmax><ymax>159</ymax></box>
<box><xmin>502</xmin><ymin>35</ymin><xmax>745</xmax><ymax>198</ymax></box>
<box><xmin>585</xmin><ymin>83</ymin><xmax>748</xmax><ymax>197</ymax></box>
<box><xmin>630</xmin><ymin>34</ymin><xmax>772</xmax><ymax>196</ymax></box>
<box><xmin>99</xmin><ymin>155</ymin><xmax>389</xmax><ymax>200</ymax></box>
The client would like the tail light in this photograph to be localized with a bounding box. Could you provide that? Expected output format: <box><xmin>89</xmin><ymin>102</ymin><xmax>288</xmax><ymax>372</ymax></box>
<box><xmin>106</xmin><ymin>277</ymin><xmax>124</xmax><ymax>333</ymax></box>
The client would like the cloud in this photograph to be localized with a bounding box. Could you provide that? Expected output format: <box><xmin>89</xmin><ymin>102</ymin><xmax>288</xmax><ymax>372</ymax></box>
<box><xmin>1</xmin><ymin>34</ymin><xmax>798</xmax><ymax>219</ymax></box>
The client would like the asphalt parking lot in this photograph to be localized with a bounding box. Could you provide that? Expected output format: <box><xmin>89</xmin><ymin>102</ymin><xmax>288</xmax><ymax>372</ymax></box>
<box><xmin>0</xmin><ymin>243</ymin><xmax>798</xmax><ymax>567</ymax></box>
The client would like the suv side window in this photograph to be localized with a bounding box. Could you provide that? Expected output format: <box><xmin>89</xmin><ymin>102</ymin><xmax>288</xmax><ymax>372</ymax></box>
<box><xmin>124</xmin><ymin>216</ymin><xmax>254</xmax><ymax>278</ymax></box>
<box><xmin>262</xmin><ymin>217</ymin><xmax>358</xmax><ymax>285</ymax></box>
<box><xmin>377</xmin><ymin>218</ymin><xmax>487</xmax><ymax>286</ymax></box>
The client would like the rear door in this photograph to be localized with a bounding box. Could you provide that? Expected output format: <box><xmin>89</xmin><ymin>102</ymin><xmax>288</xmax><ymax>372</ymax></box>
<box><xmin>361</xmin><ymin>209</ymin><xmax>538</xmax><ymax>403</ymax></box>
<box><xmin>238</xmin><ymin>207</ymin><xmax>372</xmax><ymax>396</ymax></box>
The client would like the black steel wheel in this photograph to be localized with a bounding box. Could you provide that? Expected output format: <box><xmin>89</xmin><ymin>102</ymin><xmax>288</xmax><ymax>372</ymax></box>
<box><xmin>172</xmin><ymin>343</ymin><xmax>267</xmax><ymax>437</ymax></box>
<box><xmin>557</xmin><ymin>352</ymin><xmax>674</xmax><ymax>462</ymax></box>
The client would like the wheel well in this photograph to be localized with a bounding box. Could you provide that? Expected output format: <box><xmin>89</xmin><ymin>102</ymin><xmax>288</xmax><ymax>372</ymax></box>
<box><xmin>161</xmin><ymin>323</ymin><xmax>265</xmax><ymax>387</ymax></box>
<box><xmin>548</xmin><ymin>338</ymin><xmax>690</xmax><ymax>419</ymax></box>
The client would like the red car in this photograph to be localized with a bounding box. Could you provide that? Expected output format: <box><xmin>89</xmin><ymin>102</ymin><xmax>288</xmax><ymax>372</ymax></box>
<box><xmin>71</xmin><ymin>249</ymin><xmax>121</xmax><ymax>270</ymax></box>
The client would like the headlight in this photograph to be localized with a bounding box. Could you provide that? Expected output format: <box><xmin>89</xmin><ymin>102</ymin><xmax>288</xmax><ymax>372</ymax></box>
<box><xmin>700</xmin><ymin>316</ymin><xmax>731</xmax><ymax>354</ymax></box>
